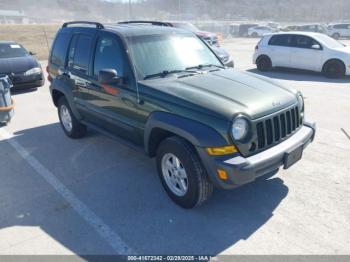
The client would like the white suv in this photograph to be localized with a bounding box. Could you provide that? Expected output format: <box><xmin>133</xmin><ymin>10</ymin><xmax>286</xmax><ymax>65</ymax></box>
<box><xmin>253</xmin><ymin>32</ymin><xmax>350</xmax><ymax>78</ymax></box>
<box><xmin>327</xmin><ymin>23</ymin><xmax>350</xmax><ymax>39</ymax></box>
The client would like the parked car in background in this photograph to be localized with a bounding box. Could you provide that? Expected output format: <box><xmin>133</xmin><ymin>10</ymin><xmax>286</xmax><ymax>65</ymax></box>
<box><xmin>119</xmin><ymin>21</ymin><xmax>234</xmax><ymax>67</ymax></box>
<box><xmin>48</xmin><ymin>21</ymin><xmax>315</xmax><ymax>208</ymax></box>
<box><xmin>281</xmin><ymin>25</ymin><xmax>299</xmax><ymax>32</ymax></box>
<box><xmin>248</xmin><ymin>26</ymin><xmax>277</xmax><ymax>37</ymax></box>
<box><xmin>327</xmin><ymin>23</ymin><xmax>350</xmax><ymax>39</ymax></box>
<box><xmin>238</xmin><ymin>23</ymin><xmax>259</xmax><ymax>37</ymax></box>
<box><xmin>297</xmin><ymin>24</ymin><xmax>327</xmax><ymax>34</ymax></box>
<box><xmin>0</xmin><ymin>41</ymin><xmax>44</xmax><ymax>90</ymax></box>
<box><xmin>253</xmin><ymin>32</ymin><xmax>350</xmax><ymax>78</ymax></box>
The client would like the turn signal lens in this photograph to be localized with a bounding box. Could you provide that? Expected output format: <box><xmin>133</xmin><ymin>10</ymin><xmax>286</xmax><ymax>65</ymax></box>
<box><xmin>206</xmin><ymin>145</ymin><xmax>238</xmax><ymax>156</ymax></box>
<box><xmin>217</xmin><ymin>169</ymin><xmax>228</xmax><ymax>180</ymax></box>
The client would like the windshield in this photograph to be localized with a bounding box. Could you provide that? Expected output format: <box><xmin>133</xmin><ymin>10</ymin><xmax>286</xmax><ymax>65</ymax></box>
<box><xmin>316</xmin><ymin>34</ymin><xmax>345</xmax><ymax>48</ymax></box>
<box><xmin>127</xmin><ymin>33</ymin><xmax>222</xmax><ymax>79</ymax></box>
<box><xmin>0</xmin><ymin>43</ymin><xmax>28</xmax><ymax>58</ymax></box>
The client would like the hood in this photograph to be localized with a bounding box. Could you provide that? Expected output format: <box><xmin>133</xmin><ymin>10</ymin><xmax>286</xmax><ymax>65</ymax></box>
<box><xmin>143</xmin><ymin>69</ymin><xmax>297</xmax><ymax>120</ymax></box>
<box><xmin>0</xmin><ymin>55</ymin><xmax>39</xmax><ymax>74</ymax></box>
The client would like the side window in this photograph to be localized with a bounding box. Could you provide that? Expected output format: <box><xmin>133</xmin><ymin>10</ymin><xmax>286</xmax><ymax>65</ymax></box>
<box><xmin>51</xmin><ymin>32</ymin><xmax>70</xmax><ymax>66</ymax></box>
<box><xmin>93</xmin><ymin>36</ymin><xmax>125</xmax><ymax>77</ymax></box>
<box><xmin>268</xmin><ymin>35</ymin><xmax>292</xmax><ymax>47</ymax></box>
<box><xmin>68</xmin><ymin>34</ymin><xmax>93</xmax><ymax>74</ymax></box>
<box><xmin>293</xmin><ymin>35</ymin><xmax>319</xmax><ymax>49</ymax></box>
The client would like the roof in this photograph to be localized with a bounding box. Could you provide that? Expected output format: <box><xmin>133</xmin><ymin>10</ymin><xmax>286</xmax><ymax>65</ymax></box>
<box><xmin>61</xmin><ymin>21</ymin><xmax>192</xmax><ymax>38</ymax></box>
<box><xmin>266</xmin><ymin>31</ymin><xmax>325</xmax><ymax>37</ymax></box>
<box><xmin>105</xmin><ymin>23</ymin><xmax>191</xmax><ymax>37</ymax></box>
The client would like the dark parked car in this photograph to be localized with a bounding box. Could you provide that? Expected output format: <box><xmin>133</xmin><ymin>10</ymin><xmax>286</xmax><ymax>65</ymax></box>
<box><xmin>48</xmin><ymin>21</ymin><xmax>315</xmax><ymax>208</ymax></box>
<box><xmin>238</xmin><ymin>23</ymin><xmax>259</xmax><ymax>37</ymax></box>
<box><xmin>0</xmin><ymin>41</ymin><xmax>44</xmax><ymax>90</ymax></box>
<box><xmin>118</xmin><ymin>21</ymin><xmax>234</xmax><ymax>67</ymax></box>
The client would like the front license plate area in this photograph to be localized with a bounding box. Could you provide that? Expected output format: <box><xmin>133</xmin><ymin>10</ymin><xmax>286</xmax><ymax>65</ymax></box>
<box><xmin>284</xmin><ymin>144</ymin><xmax>304</xmax><ymax>169</ymax></box>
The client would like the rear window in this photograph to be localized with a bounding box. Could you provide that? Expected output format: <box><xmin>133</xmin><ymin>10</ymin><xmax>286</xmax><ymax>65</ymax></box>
<box><xmin>51</xmin><ymin>32</ymin><xmax>70</xmax><ymax>66</ymax></box>
<box><xmin>268</xmin><ymin>35</ymin><xmax>293</xmax><ymax>47</ymax></box>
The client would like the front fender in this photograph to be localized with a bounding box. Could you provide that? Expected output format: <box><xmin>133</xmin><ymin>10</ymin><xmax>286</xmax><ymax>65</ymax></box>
<box><xmin>144</xmin><ymin>111</ymin><xmax>228</xmax><ymax>155</ymax></box>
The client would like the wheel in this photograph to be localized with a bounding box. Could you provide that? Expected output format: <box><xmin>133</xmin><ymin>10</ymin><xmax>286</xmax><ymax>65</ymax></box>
<box><xmin>256</xmin><ymin>55</ymin><xmax>272</xmax><ymax>71</ymax></box>
<box><xmin>252</xmin><ymin>32</ymin><xmax>258</xmax><ymax>38</ymax></box>
<box><xmin>156</xmin><ymin>136</ymin><xmax>213</xmax><ymax>208</ymax></box>
<box><xmin>332</xmin><ymin>33</ymin><xmax>340</xmax><ymax>40</ymax></box>
<box><xmin>57</xmin><ymin>96</ymin><xmax>87</xmax><ymax>138</ymax></box>
<box><xmin>323</xmin><ymin>60</ymin><xmax>345</xmax><ymax>78</ymax></box>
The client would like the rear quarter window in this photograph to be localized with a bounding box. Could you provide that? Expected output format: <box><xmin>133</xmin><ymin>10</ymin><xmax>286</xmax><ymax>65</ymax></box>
<box><xmin>50</xmin><ymin>31</ymin><xmax>71</xmax><ymax>67</ymax></box>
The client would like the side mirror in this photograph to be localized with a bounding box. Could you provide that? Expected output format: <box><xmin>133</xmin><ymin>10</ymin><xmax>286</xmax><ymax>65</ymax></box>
<box><xmin>311</xmin><ymin>44</ymin><xmax>321</xmax><ymax>50</ymax></box>
<box><xmin>98</xmin><ymin>69</ymin><xmax>122</xmax><ymax>85</ymax></box>
<box><xmin>29</xmin><ymin>51</ymin><xmax>36</xmax><ymax>55</ymax></box>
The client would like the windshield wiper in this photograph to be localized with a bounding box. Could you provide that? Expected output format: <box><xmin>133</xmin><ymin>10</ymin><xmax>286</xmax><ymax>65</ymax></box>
<box><xmin>143</xmin><ymin>69</ymin><xmax>198</xmax><ymax>80</ymax></box>
<box><xmin>186</xmin><ymin>64</ymin><xmax>225</xmax><ymax>71</ymax></box>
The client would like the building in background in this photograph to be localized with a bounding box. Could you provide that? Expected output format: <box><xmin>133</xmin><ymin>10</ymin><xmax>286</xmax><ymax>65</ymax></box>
<box><xmin>0</xmin><ymin>10</ymin><xmax>26</xmax><ymax>24</ymax></box>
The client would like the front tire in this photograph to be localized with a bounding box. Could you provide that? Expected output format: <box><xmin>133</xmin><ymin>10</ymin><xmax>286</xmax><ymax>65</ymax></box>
<box><xmin>256</xmin><ymin>55</ymin><xmax>272</xmax><ymax>72</ymax></box>
<box><xmin>332</xmin><ymin>33</ymin><xmax>340</xmax><ymax>40</ymax></box>
<box><xmin>252</xmin><ymin>32</ymin><xmax>258</xmax><ymax>38</ymax></box>
<box><xmin>323</xmin><ymin>60</ymin><xmax>346</xmax><ymax>78</ymax></box>
<box><xmin>57</xmin><ymin>97</ymin><xmax>87</xmax><ymax>138</ymax></box>
<box><xmin>156</xmin><ymin>136</ymin><xmax>213</xmax><ymax>208</ymax></box>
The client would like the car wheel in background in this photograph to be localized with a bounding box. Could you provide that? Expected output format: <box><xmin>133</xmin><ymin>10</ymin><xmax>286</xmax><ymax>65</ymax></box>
<box><xmin>256</xmin><ymin>55</ymin><xmax>272</xmax><ymax>71</ymax></box>
<box><xmin>57</xmin><ymin>97</ymin><xmax>87</xmax><ymax>138</ymax></box>
<box><xmin>156</xmin><ymin>136</ymin><xmax>213</xmax><ymax>208</ymax></box>
<box><xmin>332</xmin><ymin>33</ymin><xmax>340</xmax><ymax>39</ymax></box>
<box><xmin>252</xmin><ymin>32</ymin><xmax>258</xmax><ymax>38</ymax></box>
<box><xmin>323</xmin><ymin>60</ymin><xmax>346</xmax><ymax>78</ymax></box>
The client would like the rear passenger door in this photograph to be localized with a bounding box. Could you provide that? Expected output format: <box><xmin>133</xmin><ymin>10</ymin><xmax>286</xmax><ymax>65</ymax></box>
<box><xmin>267</xmin><ymin>34</ymin><xmax>293</xmax><ymax>67</ymax></box>
<box><xmin>66</xmin><ymin>31</ymin><xmax>96</xmax><ymax>118</ymax></box>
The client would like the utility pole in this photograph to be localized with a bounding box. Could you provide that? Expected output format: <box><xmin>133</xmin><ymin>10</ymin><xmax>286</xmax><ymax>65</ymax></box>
<box><xmin>128</xmin><ymin>0</ymin><xmax>132</xmax><ymax>20</ymax></box>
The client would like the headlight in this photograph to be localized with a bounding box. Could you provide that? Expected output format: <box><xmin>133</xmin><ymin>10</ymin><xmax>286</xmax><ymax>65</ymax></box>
<box><xmin>231</xmin><ymin>118</ymin><xmax>249</xmax><ymax>141</ymax></box>
<box><xmin>24</xmin><ymin>67</ymin><xmax>42</xmax><ymax>76</ymax></box>
<box><xmin>297</xmin><ymin>93</ymin><xmax>304</xmax><ymax>111</ymax></box>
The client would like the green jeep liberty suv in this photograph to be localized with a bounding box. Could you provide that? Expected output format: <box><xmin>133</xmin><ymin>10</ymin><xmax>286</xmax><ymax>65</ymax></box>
<box><xmin>48</xmin><ymin>21</ymin><xmax>316</xmax><ymax>208</ymax></box>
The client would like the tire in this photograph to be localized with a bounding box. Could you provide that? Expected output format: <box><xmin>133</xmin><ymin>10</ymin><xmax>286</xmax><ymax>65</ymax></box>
<box><xmin>332</xmin><ymin>33</ymin><xmax>340</xmax><ymax>40</ymax></box>
<box><xmin>57</xmin><ymin>96</ymin><xmax>87</xmax><ymax>138</ymax></box>
<box><xmin>256</xmin><ymin>55</ymin><xmax>272</xmax><ymax>72</ymax></box>
<box><xmin>323</xmin><ymin>60</ymin><xmax>346</xmax><ymax>78</ymax></box>
<box><xmin>252</xmin><ymin>32</ymin><xmax>258</xmax><ymax>38</ymax></box>
<box><xmin>156</xmin><ymin>136</ymin><xmax>213</xmax><ymax>208</ymax></box>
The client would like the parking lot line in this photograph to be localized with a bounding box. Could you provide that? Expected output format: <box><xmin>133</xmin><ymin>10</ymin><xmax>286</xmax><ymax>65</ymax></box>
<box><xmin>0</xmin><ymin>128</ymin><xmax>134</xmax><ymax>255</ymax></box>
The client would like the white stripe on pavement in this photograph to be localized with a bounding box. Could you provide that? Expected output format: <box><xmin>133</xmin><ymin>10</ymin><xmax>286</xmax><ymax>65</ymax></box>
<box><xmin>0</xmin><ymin>128</ymin><xmax>135</xmax><ymax>255</ymax></box>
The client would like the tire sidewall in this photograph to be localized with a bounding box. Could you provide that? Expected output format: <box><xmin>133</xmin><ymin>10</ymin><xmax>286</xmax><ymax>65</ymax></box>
<box><xmin>58</xmin><ymin>97</ymin><xmax>75</xmax><ymax>137</ymax></box>
<box><xmin>257</xmin><ymin>56</ymin><xmax>272</xmax><ymax>71</ymax></box>
<box><xmin>156</xmin><ymin>138</ymin><xmax>202</xmax><ymax>208</ymax></box>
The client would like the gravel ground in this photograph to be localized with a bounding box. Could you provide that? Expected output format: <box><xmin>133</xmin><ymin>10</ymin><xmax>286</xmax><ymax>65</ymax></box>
<box><xmin>0</xmin><ymin>38</ymin><xmax>349</xmax><ymax>255</ymax></box>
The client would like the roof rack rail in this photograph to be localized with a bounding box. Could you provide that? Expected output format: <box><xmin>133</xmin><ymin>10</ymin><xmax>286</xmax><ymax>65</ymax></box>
<box><xmin>62</xmin><ymin>21</ymin><xmax>104</xmax><ymax>29</ymax></box>
<box><xmin>118</xmin><ymin>21</ymin><xmax>171</xmax><ymax>27</ymax></box>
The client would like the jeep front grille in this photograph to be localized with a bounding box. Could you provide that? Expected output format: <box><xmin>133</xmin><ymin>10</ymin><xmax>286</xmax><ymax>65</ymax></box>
<box><xmin>255</xmin><ymin>106</ymin><xmax>301</xmax><ymax>150</ymax></box>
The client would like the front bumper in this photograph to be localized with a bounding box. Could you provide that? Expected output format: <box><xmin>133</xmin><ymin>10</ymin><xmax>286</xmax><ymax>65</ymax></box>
<box><xmin>198</xmin><ymin>122</ymin><xmax>316</xmax><ymax>189</ymax></box>
<box><xmin>11</xmin><ymin>73</ymin><xmax>44</xmax><ymax>90</ymax></box>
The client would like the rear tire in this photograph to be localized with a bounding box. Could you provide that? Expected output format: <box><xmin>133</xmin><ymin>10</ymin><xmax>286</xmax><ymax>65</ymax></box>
<box><xmin>57</xmin><ymin>97</ymin><xmax>87</xmax><ymax>138</ymax></box>
<box><xmin>256</xmin><ymin>55</ymin><xmax>272</xmax><ymax>72</ymax></box>
<box><xmin>156</xmin><ymin>136</ymin><xmax>213</xmax><ymax>208</ymax></box>
<box><xmin>332</xmin><ymin>33</ymin><xmax>340</xmax><ymax>40</ymax></box>
<box><xmin>323</xmin><ymin>60</ymin><xmax>346</xmax><ymax>78</ymax></box>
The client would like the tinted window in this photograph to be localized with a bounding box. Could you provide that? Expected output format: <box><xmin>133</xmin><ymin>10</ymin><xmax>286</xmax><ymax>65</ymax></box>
<box><xmin>51</xmin><ymin>32</ymin><xmax>70</xmax><ymax>66</ymax></box>
<box><xmin>0</xmin><ymin>43</ymin><xmax>28</xmax><ymax>58</ymax></box>
<box><xmin>268</xmin><ymin>35</ymin><xmax>292</xmax><ymax>47</ymax></box>
<box><xmin>68</xmin><ymin>34</ymin><xmax>93</xmax><ymax>74</ymax></box>
<box><xmin>293</xmin><ymin>35</ymin><xmax>319</xmax><ymax>49</ymax></box>
<box><xmin>334</xmin><ymin>24</ymin><xmax>348</xmax><ymax>29</ymax></box>
<box><xmin>93</xmin><ymin>36</ymin><xmax>125</xmax><ymax>77</ymax></box>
